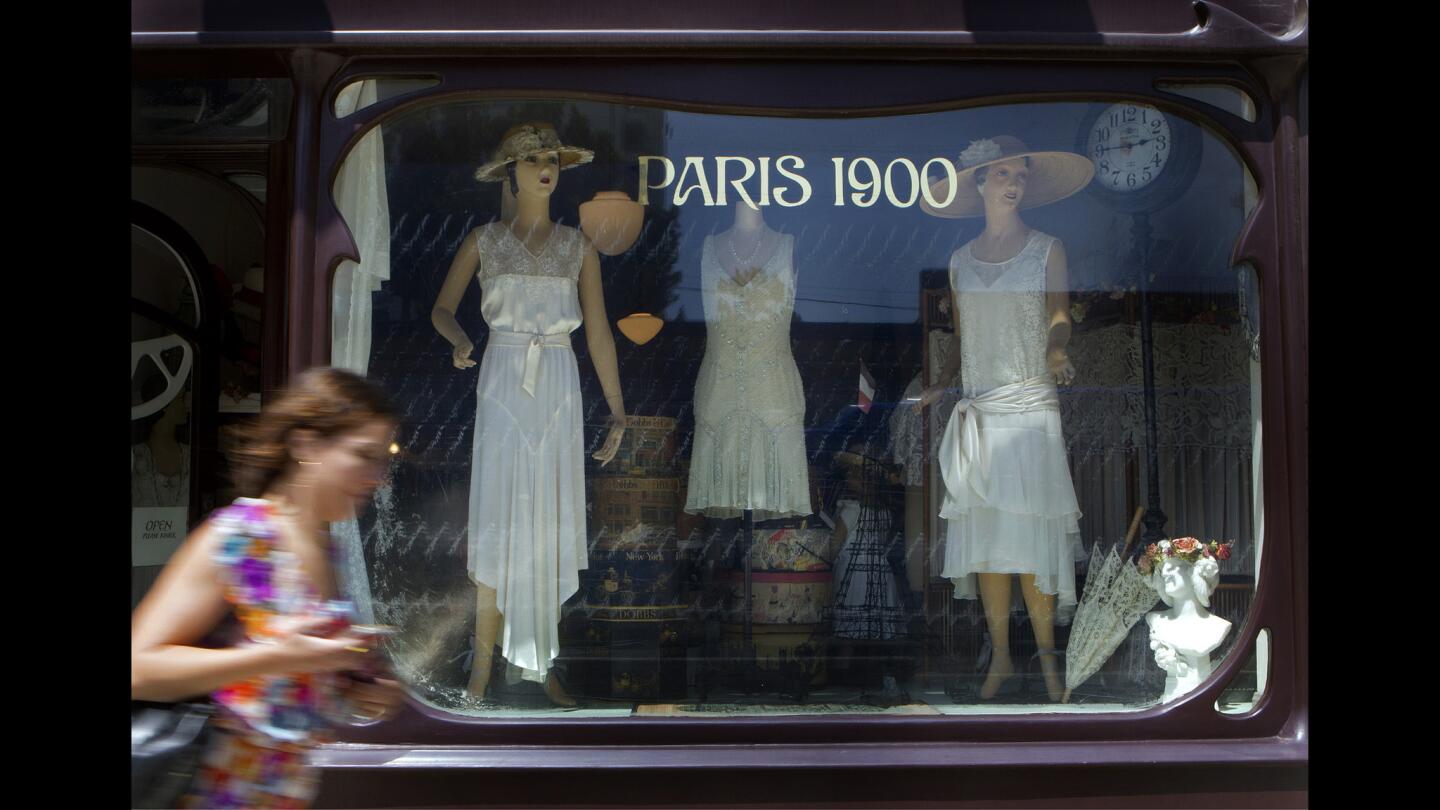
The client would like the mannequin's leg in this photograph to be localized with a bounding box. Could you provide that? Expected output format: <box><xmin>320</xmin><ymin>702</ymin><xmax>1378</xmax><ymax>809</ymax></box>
<box><xmin>466</xmin><ymin>583</ymin><xmax>501</xmax><ymax>698</ymax></box>
<box><xmin>976</xmin><ymin>573</ymin><xmax>1015</xmax><ymax>699</ymax></box>
<box><xmin>1019</xmin><ymin>574</ymin><xmax>1062</xmax><ymax>702</ymax></box>
<box><xmin>544</xmin><ymin>667</ymin><xmax>576</xmax><ymax>707</ymax></box>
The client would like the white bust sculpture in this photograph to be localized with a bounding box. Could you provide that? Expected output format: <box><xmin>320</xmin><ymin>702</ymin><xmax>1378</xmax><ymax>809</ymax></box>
<box><xmin>1141</xmin><ymin>539</ymin><xmax>1234</xmax><ymax>704</ymax></box>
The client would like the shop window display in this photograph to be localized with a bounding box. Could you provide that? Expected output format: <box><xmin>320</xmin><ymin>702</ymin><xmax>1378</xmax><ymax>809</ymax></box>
<box><xmin>331</xmin><ymin>97</ymin><xmax>1261</xmax><ymax>717</ymax></box>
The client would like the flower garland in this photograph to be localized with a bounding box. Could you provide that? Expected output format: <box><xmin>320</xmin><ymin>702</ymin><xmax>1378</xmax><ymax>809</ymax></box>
<box><xmin>1138</xmin><ymin>536</ymin><xmax>1232</xmax><ymax>575</ymax></box>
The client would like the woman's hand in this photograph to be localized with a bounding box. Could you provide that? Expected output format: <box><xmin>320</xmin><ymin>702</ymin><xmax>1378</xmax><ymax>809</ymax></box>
<box><xmin>269</xmin><ymin>615</ymin><xmax>374</xmax><ymax>675</ymax></box>
<box><xmin>451</xmin><ymin>340</ymin><xmax>477</xmax><ymax>369</ymax></box>
<box><xmin>1048</xmin><ymin>348</ymin><xmax>1076</xmax><ymax>386</ymax></box>
<box><xmin>592</xmin><ymin>418</ymin><xmax>627</xmax><ymax>466</ymax></box>
<box><xmin>343</xmin><ymin>675</ymin><xmax>405</xmax><ymax>723</ymax></box>
<box><xmin>918</xmin><ymin>385</ymin><xmax>946</xmax><ymax>410</ymax></box>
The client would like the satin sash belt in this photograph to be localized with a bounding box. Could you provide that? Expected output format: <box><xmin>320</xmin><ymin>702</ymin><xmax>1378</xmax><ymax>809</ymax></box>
<box><xmin>487</xmin><ymin>331</ymin><xmax>573</xmax><ymax>397</ymax></box>
<box><xmin>938</xmin><ymin>373</ymin><xmax>1060</xmax><ymax>515</ymax></box>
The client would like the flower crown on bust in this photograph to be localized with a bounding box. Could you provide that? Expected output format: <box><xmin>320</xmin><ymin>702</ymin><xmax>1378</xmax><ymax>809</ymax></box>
<box><xmin>1138</xmin><ymin>536</ymin><xmax>1233</xmax><ymax>576</ymax></box>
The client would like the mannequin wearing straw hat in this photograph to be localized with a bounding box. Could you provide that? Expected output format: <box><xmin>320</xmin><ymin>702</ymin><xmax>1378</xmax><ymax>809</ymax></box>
<box><xmin>432</xmin><ymin>122</ymin><xmax>628</xmax><ymax>705</ymax></box>
<box><xmin>919</xmin><ymin>136</ymin><xmax>1091</xmax><ymax>702</ymax></box>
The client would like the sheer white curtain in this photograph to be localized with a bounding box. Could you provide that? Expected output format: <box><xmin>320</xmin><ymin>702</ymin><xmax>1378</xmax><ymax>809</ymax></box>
<box><xmin>331</xmin><ymin>79</ymin><xmax>391</xmax><ymax>375</ymax></box>
<box><xmin>330</xmin><ymin>79</ymin><xmax>392</xmax><ymax>623</ymax></box>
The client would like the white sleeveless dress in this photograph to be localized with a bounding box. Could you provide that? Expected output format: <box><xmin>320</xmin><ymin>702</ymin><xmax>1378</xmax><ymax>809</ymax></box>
<box><xmin>467</xmin><ymin>221</ymin><xmax>588</xmax><ymax>683</ymax></box>
<box><xmin>939</xmin><ymin>229</ymin><xmax>1084</xmax><ymax>624</ymax></box>
<box><xmin>685</xmin><ymin>233</ymin><xmax>810</xmax><ymax>519</ymax></box>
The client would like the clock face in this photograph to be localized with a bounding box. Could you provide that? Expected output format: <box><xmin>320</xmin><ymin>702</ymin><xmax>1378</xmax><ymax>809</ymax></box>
<box><xmin>1085</xmin><ymin>103</ymin><xmax>1172</xmax><ymax>192</ymax></box>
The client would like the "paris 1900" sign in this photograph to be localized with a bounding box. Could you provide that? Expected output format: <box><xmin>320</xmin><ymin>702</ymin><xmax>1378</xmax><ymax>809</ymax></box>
<box><xmin>638</xmin><ymin>155</ymin><xmax>965</xmax><ymax>209</ymax></box>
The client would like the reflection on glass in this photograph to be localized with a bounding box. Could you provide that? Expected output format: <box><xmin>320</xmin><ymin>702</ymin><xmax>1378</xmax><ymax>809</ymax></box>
<box><xmin>131</xmin><ymin>78</ymin><xmax>292</xmax><ymax>142</ymax></box>
<box><xmin>132</xmin><ymin>372</ymin><xmax>192</xmax><ymax>509</ymax></box>
<box><xmin>332</xmin><ymin>96</ymin><xmax>1261</xmax><ymax>717</ymax></box>
<box><xmin>1216</xmin><ymin>627</ymin><xmax>1267</xmax><ymax>715</ymax></box>
<box><xmin>131</xmin><ymin>224</ymin><xmax>200</xmax><ymax>331</ymax></box>
<box><xmin>131</xmin><ymin>338</ymin><xmax>194</xmax><ymax>607</ymax></box>
<box><xmin>1156</xmin><ymin>82</ymin><xmax>1258</xmax><ymax>123</ymax></box>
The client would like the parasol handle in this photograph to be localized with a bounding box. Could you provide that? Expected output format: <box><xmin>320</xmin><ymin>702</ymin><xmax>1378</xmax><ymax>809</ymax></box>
<box><xmin>1120</xmin><ymin>507</ymin><xmax>1147</xmax><ymax>558</ymax></box>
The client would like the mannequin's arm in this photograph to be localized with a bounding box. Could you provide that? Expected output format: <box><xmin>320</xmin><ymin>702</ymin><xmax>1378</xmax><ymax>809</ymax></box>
<box><xmin>578</xmin><ymin>244</ymin><xmax>627</xmax><ymax>465</ymax></box>
<box><xmin>1045</xmin><ymin>239</ymin><xmax>1075</xmax><ymax>384</ymax></box>
<box><xmin>918</xmin><ymin>288</ymin><xmax>962</xmax><ymax>409</ymax></box>
<box><xmin>431</xmin><ymin>229</ymin><xmax>481</xmax><ymax>369</ymax></box>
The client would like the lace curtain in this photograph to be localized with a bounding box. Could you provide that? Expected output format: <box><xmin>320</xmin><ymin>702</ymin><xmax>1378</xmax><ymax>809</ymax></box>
<box><xmin>1065</xmin><ymin>322</ymin><xmax>1256</xmax><ymax>568</ymax></box>
<box><xmin>330</xmin><ymin>79</ymin><xmax>392</xmax><ymax>623</ymax></box>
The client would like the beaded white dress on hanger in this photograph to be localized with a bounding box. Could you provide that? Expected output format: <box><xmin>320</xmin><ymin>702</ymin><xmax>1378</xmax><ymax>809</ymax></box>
<box><xmin>939</xmin><ymin>229</ymin><xmax>1084</xmax><ymax>624</ymax></box>
<box><xmin>685</xmin><ymin>233</ymin><xmax>810</xmax><ymax>519</ymax></box>
<box><xmin>467</xmin><ymin>221</ymin><xmax>588</xmax><ymax>684</ymax></box>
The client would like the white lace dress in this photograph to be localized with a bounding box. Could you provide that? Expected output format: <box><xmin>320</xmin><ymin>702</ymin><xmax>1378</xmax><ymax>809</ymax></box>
<box><xmin>685</xmin><ymin>233</ymin><xmax>810</xmax><ymax>519</ymax></box>
<box><xmin>940</xmin><ymin>229</ymin><xmax>1084</xmax><ymax>624</ymax></box>
<box><xmin>467</xmin><ymin>221</ymin><xmax>588</xmax><ymax>684</ymax></box>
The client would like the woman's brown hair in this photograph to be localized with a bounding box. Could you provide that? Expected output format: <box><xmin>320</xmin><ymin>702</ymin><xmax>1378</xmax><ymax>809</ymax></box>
<box><xmin>227</xmin><ymin>367</ymin><xmax>398</xmax><ymax>497</ymax></box>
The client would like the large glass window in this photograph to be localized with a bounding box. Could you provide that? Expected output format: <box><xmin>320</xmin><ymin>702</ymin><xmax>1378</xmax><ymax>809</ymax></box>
<box><xmin>332</xmin><ymin>97</ymin><xmax>1260</xmax><ymax>717</ymax></box>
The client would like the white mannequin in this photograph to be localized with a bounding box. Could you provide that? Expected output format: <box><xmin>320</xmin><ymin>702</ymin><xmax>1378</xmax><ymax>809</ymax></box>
<box><xmin>433</xmin><ymin>134</ymin><xmax>627</xmax><ymax>706</ymax></box>
<box><xmin>918</xmin><ymin>155</ymin><xmax>1077</xmax><ymax>702</ymax></box>
<box><xmin>1146</xmin><ymin>556</ymin><xmax>1232</xmax><ymax>704</ymax></box>
<box><xmin>686</xmin><ymin>197</ymin><xmax>809</xmax><ymax>521</ymax></box>
<box><xmin>717</xmin><ymin>200</ymin><xmax>782</xmax><ymax>285</ymax></box>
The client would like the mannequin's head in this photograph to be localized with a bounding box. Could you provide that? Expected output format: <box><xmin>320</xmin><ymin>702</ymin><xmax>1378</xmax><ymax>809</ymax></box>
<box><xmin>507</xmin><ymin>149</ymin><xmax>561</xmax><ymax>199</ymax></box>
<box><xmin>1154</xmin><ymin>556</ymin><xmax>1220</xmax><ymax>608</ymax></box>
<box><xmin>974</xmin><ymin>156</ymin><xmax>1032</xmax><ymax>213</ymax></box>
<box><xmin>474</xmin><ymin>122</ymin><xmax>592</xmax><ymax>193</ymax></box>
<box><xmin>228</xmin><ymin>367</ymin><xmax>399</xmax><ymax>521</ymax></box>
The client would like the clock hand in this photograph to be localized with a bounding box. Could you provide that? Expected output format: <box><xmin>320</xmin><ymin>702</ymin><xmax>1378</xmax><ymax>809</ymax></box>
<box><xmin>1094</xmin><ymin>137</ymin><xmax>1159</xmax><ymax>158</ymax></box>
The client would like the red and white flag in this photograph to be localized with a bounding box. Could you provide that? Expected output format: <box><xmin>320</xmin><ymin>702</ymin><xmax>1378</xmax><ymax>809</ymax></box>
<box><xmin>858</xmin><ymin>360</ymin><xmax>876</xmax><ymax>413</ymax></box>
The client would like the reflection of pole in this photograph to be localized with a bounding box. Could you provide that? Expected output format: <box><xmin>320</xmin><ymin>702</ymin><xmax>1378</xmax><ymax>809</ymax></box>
<box><xmin>1135</xmin><ymin>213</ymin><xmax>1169</xmax><ymax>546</ymax></box>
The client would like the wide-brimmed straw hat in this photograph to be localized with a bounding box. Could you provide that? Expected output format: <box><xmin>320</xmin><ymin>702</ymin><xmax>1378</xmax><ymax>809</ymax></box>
<box><xmin>920</xmin><ymin>136</ymin><xmax>1094</xmax><ymax>219</ymax></box>
<box><xmin>474</xmin><ymin>122</ymin><xmax>595</xmax><ymax>182</ymax></box>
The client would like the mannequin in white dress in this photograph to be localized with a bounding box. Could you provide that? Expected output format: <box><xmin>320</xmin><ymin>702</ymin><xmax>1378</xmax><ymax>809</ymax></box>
<box><xmin>432</xmin><ymin>123</ymin><xmax>627</xmax><ymax>705</ymax></box>
<box><xmin>919</xmin><ymin>136</ymin><xmax>1092</xmax><ymax>702</ymax></box>
<box><xmin>685</xmin><ymin>201</ymin><xmax>810</xmax><ymax>519</ymax></box>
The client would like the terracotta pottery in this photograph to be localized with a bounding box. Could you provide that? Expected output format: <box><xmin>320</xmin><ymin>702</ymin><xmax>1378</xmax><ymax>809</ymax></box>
<box><xmin>579</xmin><ymin>190</ymin><xmax>644</xmax><ymax>255</ymax></box>
<box><xmin>617</xmin><ymin>312</ymin><xmax>664</xmax><ymax>345</ymax></box>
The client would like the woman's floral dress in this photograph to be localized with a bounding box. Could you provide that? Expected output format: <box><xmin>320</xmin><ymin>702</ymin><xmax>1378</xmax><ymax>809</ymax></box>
<box><xmin>181</xmin><ymin>498</ymin><xmax>358</xmax><ymax>809</ymax></box>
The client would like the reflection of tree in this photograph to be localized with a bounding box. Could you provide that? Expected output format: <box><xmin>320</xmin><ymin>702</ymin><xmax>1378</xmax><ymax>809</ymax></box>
<box><xmin>604</xmin><ymin>204</ymin><xmax>681</xmax><ymax>319</ymax></box>
<box><xmin>377</xmin><ymin>98</ymin><xmax>680</xmax><ymax>328</ymax></box>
